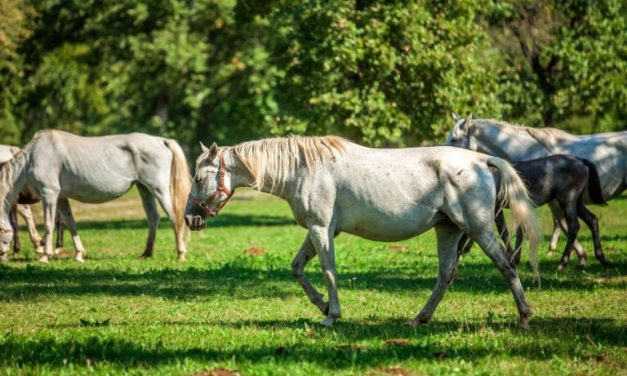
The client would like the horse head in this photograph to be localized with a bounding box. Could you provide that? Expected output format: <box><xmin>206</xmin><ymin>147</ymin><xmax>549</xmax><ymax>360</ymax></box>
<box><xmin>445</xmin><ymin>113</ymin><xmax>474</xmax><ymax>150</ymax></box>
<box><xmin>184</xmin><ymin>142</ymin><xmax>234</xmax><ymax>230</ymax></box>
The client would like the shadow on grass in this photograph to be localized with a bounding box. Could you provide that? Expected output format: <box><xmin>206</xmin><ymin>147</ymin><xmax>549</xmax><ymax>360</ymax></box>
<box><xmin>1</xmin><ymin>317</ymin><xmax>623</xmax><ymax>369</ymax></box>
<box><xmin>0</xmin><ymin>258</ymin><xmax>624</xmax><ymax>302</ymax></box>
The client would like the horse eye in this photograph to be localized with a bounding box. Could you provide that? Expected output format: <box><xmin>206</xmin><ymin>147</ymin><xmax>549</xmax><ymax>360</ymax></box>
<box><xmin>194</xmin><ymin>176</ymin><xmax>202</xmax><ymax>183</ymax></box>
<box><xmin>451</xmin><ymin>137</ymin><xmax>458</xmax><ymax>143</ymax></box>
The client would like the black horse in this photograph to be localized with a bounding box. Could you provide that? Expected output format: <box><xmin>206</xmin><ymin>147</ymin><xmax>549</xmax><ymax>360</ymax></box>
<box><xmin>460</xmin><ymin>154</ymin><xmax>608</xmax><ymax>270</ymax></box>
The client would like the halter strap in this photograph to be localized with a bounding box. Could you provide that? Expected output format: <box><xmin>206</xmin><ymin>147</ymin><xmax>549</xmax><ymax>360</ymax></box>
<box><xmin>189</xmin><ymin>154</ymin><xmax>233</xmax><ymax>217</ymax></box>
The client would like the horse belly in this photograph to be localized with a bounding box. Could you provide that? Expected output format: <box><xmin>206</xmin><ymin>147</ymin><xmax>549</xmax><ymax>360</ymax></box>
<box><xmin>337</xmin><ymin>206</ymin><xmax>440</xmax><ymax>242</ymax></box>
<box><xmin>58</xmin><ymin>175</ymin><xmax>135</xmax><ymax>203</ymax></box>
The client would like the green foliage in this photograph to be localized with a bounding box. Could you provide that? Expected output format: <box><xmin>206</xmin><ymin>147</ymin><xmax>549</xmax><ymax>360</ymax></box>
<box><xmin>259</xmin><ymin>0</ymin><xmax>502</xmax><ymax>145</ymax></box>
<box><xmin>0</xmin><ymin>1</ymin><xmax>624</xmax><ymax>149</ymax></box>
<box><xmin>485</xmin><ymin>0</ymin><xmax>627</xmax><ymax>130</ymax></box>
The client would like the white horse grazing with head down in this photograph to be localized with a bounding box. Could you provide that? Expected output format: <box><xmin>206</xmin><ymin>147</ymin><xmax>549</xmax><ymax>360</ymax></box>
<box><xmin>445</xmin><ymin>115</ymin><xmax>626</xmax><ymax>255</ymax></box>
<box><xmin>0</xmin><ymin>145</ymin><xmax>42</xmax><ymax>254</ymax></box>
<box><xmin>184</xmin><ymin>136</ymin><xmax>540</xmax><ymax>328</ymax></box>
<box><xmin>0</xmin><ymin>130</ymin><xmax>191</xmax><ymax>262</ymax></box>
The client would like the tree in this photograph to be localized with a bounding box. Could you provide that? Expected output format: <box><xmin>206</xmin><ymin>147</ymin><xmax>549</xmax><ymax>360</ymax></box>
<box><xmin>248</xmin><ymin>0</ymin><xmax>503</xmax><ymax>146</ymax></box>
<box><xmin>486</xmin><ymin>0</ymin><xmax>627</xmax><ymax>130</ymax></box>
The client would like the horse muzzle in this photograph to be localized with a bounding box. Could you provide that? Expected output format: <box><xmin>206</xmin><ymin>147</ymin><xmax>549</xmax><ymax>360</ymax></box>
<box><xmin>184</xmin><ymin>214</ymin><xmax>206</xmax><ymax>231</ymax></box>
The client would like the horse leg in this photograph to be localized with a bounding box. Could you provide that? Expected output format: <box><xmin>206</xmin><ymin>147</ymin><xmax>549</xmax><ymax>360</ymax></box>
<box><xmin>495</xmin><ymin>210</ymin><xmax>516</xmax><ymax>264</ymax></box>
<box><xmin>56</xmin><ymin>199</ymin><xmax>85</xmax><ymax>262</ymax></box>
<box><xmin>408</xmin><ymin>223</ymin><xmax>462</xmax><ymax>326</ymax></box>
<box><xmin>474</xmin><ymin>229</ymin><xmax>532</xmax><ymax>328</ymax></box>
<box><xmin>551</xmin><ymin>203</ymin><xmax>586</xmax><ymax>264</ymax></box>
<box><xmin>39</xmin><ymin>191</ymin><xmax>60</xmax><ymax>263</ymax></box>
<box><xmin>55</xmin><ymin>211</ymin><xmax>64</xmax><ymax>253</ymax></box>
<box><xmin>291</xmin><ymin>234</ymin><xmax>328</xmax><ymax>315</ymax></box>
<box><xmin>308</xmin><ymin>224</ymin><xmax>340</xmax><ymax>327</ymax></box>
<box><xmin>16</xmin><ymin>204</ymin><xmax>43</xmax><ymax>254</ymax></box>
<box><xmin>457</xmin><ymin>234</ymin><xmax>473</xmax><ymax>256</ymax></box>
<box><xmin>548</xmin><ymin>214</ymin><xmax>560</xmax><ymax>255</ymax></box>
<box><xmin>9</xmin><ymin>204</ymin><xmax>19</xmax><ymax>254</ymax></box>
<box><xmin>514</xmin><ymin>226</ymin><xmax>524</xmax><ymax>265</ymax></box>
<box><xmin>137</xmin><ymin>184</ymin><xmax>160</xmax><ymax>259</ymax></box>
<box><xmin>147</xmin><ymin>185</ymin><xmax>186</xmax><ymax>260</ymax></box>
<box><xmin>576</xmin><ymin>200</ymin><xmax>609</xmax><ymax>266</ymax></box>
<box><xmin>556</xmin><ymin>202</ymin><xmax>581</xmax><ymax>271</ymax></box>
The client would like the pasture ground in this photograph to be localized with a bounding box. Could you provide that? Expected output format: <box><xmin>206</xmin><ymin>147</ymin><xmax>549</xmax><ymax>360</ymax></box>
<box><xmin>0</xmin><ymin>189</ymin><xmax>625</xmax><ymax>375</ymax></box>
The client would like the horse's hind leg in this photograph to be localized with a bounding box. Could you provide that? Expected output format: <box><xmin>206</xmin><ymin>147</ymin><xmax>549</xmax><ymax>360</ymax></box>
<box><xmin>57</xmin><ymin>199</ymin><xmax>85</xmax><ymax>262</ymax></box>
<box><xmin>408</xmin><ymin>223</ymin><xmax>463</xmax><ymax>326</ymax></box>
<box><xmin>137</xmin><ymin>184</ymin><xmax>160</xmax><ymax>259</ymax></box>
<box><xmin>9</xmin><ymin>204</ymin><xmax>19</xmax><ymax>254</ymax></box>
<box><xmin>55</xmin><ymin>211</ymin><xmax>64</xmax><ymax>253</ymax></box>
<box><xmin>556</xmin><ymin>201</ymin><xmax>581</xmax><ymax>271</ymax></box>
<box><xmin>495</xmin><ymin>210</ymin><xmax>516</xmax><ymax>263</ymax></box>
<box><xmin>548</xmin><ymin>215</ymin><xmax>561</xmax><ymax>255</ymax></box>
<box><xmin>550</xmin><ymin>202</ymin><xmax>586</xmax><ymax>263</ymax></box>
<box><xmin>39</xmin><ymin>190</ymin><xmax>60</xmax><ymax>263</ymax></box>
<box><xmin>576</xmin><ymin>200</ymin><xmax>609</xmax><ymax>266</ymax></box>
<box><xmin>291</xmin><ymin>234</ymin><xmax>327</xmax><ymax>315</ymax></box>
<box><xmin>473</xmin><ymin>230</ymin><xmax>532</xmax><ymax>328</ymax></box>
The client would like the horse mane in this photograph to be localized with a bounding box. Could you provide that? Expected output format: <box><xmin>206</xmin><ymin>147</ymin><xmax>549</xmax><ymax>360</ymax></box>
<box><xmin>231</xmin><ymin>135</ymin><xmax>346</xmax><ymax>191</ymax></box>
<box><xmin>475</xmin><ymin>119</ymin><xmax>574</xmax><ymax>151</ymax></box>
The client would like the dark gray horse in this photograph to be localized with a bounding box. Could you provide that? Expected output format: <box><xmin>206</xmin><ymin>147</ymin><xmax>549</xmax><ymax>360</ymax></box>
<box><xmin>460</xmin><ymin>154</ymin><xmax>608</xmax><ymax>270</ymax></box>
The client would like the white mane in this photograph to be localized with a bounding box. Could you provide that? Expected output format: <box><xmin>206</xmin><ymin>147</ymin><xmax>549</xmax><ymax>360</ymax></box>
<box><xmin>232</xmin><ymin>135</ymin><xmax>346</xmax><ymax>191</ymax></box>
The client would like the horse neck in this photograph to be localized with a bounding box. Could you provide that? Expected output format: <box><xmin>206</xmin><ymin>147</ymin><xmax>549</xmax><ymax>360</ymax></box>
<box><xmin>227</xmin><ymin>151</ymin><xmax>298</xmax><ymax>200</ymax></box>
<box><xmin>0</xmin><ymin>152</ymin><xmax>30</xmax><ymax>215</ymax></box>
<box><xmin>473</xmin><ymin>122</ymin><xmax>543</xmax><ymax>161</ymax></box>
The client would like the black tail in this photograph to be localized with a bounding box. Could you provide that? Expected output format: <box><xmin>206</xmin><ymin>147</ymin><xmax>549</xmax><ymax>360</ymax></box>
<box><xmin>581</xmin><ymin>159</ymin><xmax>607</xmax><ymax>205</ymax></box>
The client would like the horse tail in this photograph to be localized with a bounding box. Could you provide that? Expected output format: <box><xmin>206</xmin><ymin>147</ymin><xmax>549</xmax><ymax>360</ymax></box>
<box><xmin>580</xmin><ymin>159</ymin><xmax>607</xmax><ymax>205</ymax></box>
<box><xmin>164</xmin><ymin>139</ymin><xmax>191</xmax><ymax>255</ymax></box>
<box><xmin>487</xmin><ymin>157</ymin><xmax>541</xmax><ymax>281</ymax></box>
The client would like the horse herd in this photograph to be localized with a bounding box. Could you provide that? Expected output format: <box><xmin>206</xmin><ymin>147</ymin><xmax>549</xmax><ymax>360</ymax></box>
<box><xmin>0</xmin><ymin>115</ymin><xmax>625</xmax><ymax>328</ymax></box>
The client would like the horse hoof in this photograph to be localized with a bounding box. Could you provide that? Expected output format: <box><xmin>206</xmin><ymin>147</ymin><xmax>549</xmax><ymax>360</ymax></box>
<box><xmin>519</xmin><ymin>317</ymin><xmax>530</xmax><ymax>330</ymax></box>
<box><xmin>75</xmin><ymin>254</ymin><xmax>84</xmax><ymax>263</ymax></box>
<box><xmin>556</xmin><ymin>263</ymin><xmax>566</xmax><ymax>271</ymax></box>
<box><xmin>177</xmin><ymin>253</ymin><xmax>187</xmax><ymax>262</ymax></box>
<box><xmin>54</xmin><ymin>247</ymin><xmax>62</xmax><ymax>255</ymax></box>
<box><xmin>39</xmin><ymin>255</ymin><xmax>49</xmax><ymax>263</ymax></box>
<box><xmin>35</xmin><ymin>246</ymin><xmax>45</xmax><ymax>255</ymax></box>
<box><xmin>578</xmin><ymin>259</ymin><xmax>587</xmax><ymax>267</ymax></box>
<box><xmin>319</xmin><ymin>317</ymin><xmax>336</xmax><ymax>327</ymax></box>
<box><xmin>0</xmin><ymin>254</ymin><xmax>8</xmax><ymax>263</ymax></box>
<box><xmin>140</xmin><ymin>253</ymin><xmax>152</xmax><ymax>259</ymax></box>
<box><xmin>405</xmin><ymin>315</ymin><xmax>430</xmax><ymax>327</ymax></box>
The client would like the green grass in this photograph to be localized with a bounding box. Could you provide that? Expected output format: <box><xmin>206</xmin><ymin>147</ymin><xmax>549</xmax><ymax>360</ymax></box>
<box><xmin>1</xmin><ymin>189</ymin><xmax>625</xmax><ymax>375</ymax></box>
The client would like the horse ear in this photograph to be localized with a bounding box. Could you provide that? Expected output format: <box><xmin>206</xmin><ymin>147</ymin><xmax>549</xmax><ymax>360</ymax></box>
<box><xmin>452</xmin><ymin>112</ymin><xmax>461</xmax><ymax>122</ymax></box>
<box><xmin>208</xmin><ymin>142</ymin><xmax>218</xmax><ymax>161</ymax></box>
<box><xmin>460</xmin><ymin>113</ymin><xmax>473</xmax><ymax>131</ymax></box>
<box><xmin>200</xmin><ymin>142</ymin><xmax>209</xmax><ymax>153</ymax></box>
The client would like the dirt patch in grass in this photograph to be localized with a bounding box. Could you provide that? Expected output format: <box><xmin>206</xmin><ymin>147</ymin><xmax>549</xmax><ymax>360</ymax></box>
<box><xmin>384</xmin><ymin>338</ymin><xmax>410</xmax><ymax>347</ymax></box>
<box><xmin>387</xmin><ymin>245</ymin><xmax>409</xmax><ymax>252</ymax></box>
<box><xmin>244</xmin><ymin>247</ymin><xmax>267</xmax><ymax>256</ymax></box>
<box><xmin>191</xmin><ymin>368</ymin><xmax>240</xmax><ymax>376</ymax></box>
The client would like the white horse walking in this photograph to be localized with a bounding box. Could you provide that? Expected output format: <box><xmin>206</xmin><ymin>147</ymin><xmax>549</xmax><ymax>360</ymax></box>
<box><xmin>0</xmin><ymin>130</ymin><xmax>191</xmax><ymax>262</ymax></box>
<box><xmin>445</xmin><ymin>115</ymin><xmax>626</xmax><ymax>254</ymax></box>
<box><xmin>184</xmin><ymin>136</ymin><xmax>540</xmax><ymax>327</ymax></box>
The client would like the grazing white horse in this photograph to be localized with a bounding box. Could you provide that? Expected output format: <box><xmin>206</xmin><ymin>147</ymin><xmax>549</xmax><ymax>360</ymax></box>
<box><xmin>184</xmin><ymin>136</ymin><xmax>540</xmax><ymax>327</ymax></box>
<box><xmin>0</xmin><ymin>130</ymin><xmax>191</xmax><ymax>262</ymax></box>
<box><xmin>445</xmin><ymin>114</ymin><xmax>626</xmax><ymax>254</ymax></box>
<box><xmin>0</xmin><ymin>145</ymin><xmax>42</xmax><ymax>253</ymax></box>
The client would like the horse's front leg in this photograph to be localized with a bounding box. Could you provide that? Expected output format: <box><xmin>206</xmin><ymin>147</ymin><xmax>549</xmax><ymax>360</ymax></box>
<box><xmin>16</xmin><ymin>204</ymin><xmax>43</xmax><ymax>254</ymax></box>
<box><xmin>309</xmin><ymin>224</ymin><xmax>340</xmax><ymax>327</ymax></box>
<box><xmin>9</xmin><ymin>204</ymin><xmax>19</xmax><ymax>254</ymax></box>
<box><xmin>39</xmin><ymin>192</ymin><xmax>59</xmax><ymax>263</ymax></box>
<box><xmin>291</xmin><ymin>234</ymin><xmax>327</xmax><ymax>314</ymax></box>
<box><xmin>550</xmin><ymin>203</ymin><xmax>586</xmax><ymax>264</ymax></box>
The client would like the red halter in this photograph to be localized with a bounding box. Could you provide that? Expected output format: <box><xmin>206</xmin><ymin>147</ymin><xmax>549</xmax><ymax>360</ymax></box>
<box><xmin>189</xmin><ymin>154</ymin><xmax>233</xmax><ymax>217</ymax></box>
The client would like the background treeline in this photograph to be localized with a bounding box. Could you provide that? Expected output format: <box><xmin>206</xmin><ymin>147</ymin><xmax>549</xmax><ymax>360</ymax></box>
<box><xmin>1</xmin><ymin>0</ymin><xmax>625</xmax><ymax>154</ymax></box>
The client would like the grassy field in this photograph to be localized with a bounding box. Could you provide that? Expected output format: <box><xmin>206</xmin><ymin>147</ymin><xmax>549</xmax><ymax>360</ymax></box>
<box><xmin>0</xmin><ymin>189</ymin><xmax>625</xmax><ymax>375</ymax></box>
